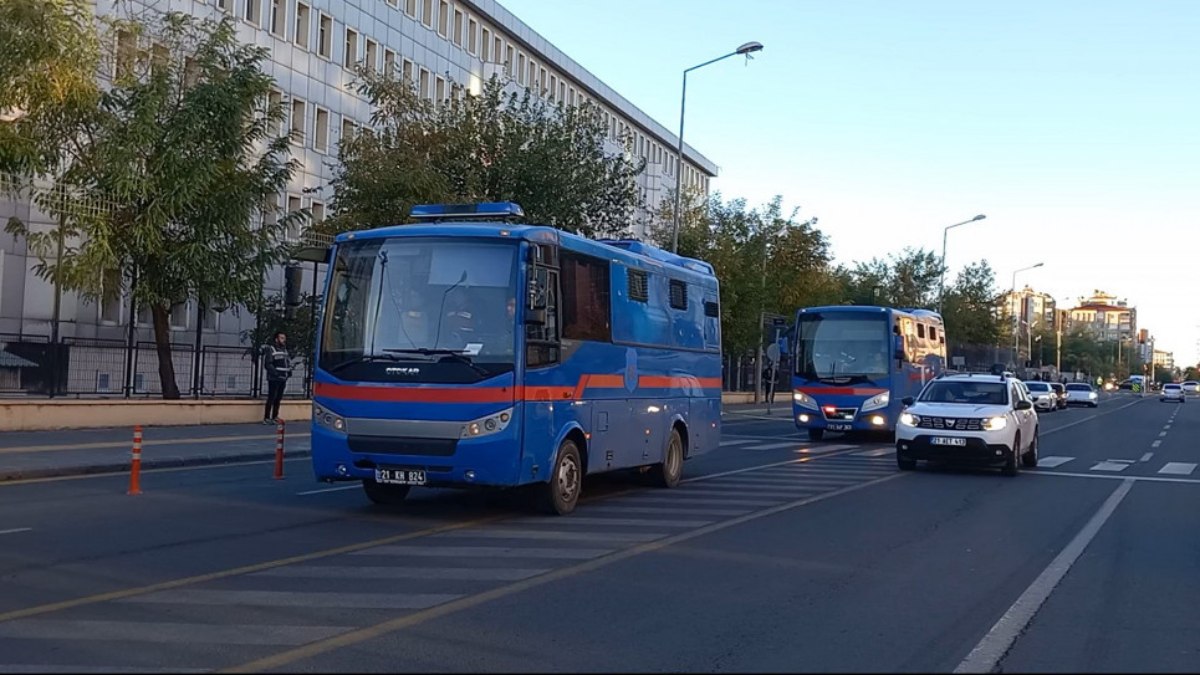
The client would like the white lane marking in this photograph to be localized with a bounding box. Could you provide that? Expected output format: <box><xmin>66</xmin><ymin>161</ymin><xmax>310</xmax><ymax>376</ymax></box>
<box><xmin>123</xmin><ymin>589</ymin><xmax>461</xmax><ymax>610</ymax></box>
<box><xmin>508</xmin><ymin>516</ymin><xmax>713</xmax><ymax>528</ymax></box>
<box><xmin>1041</xmin><ymin>398</ymin><xmax>1145</xmax><ymax>436</ymax></box>
<box><xmin>1140</xmin><ymin>452</ymin><xmax>1154</xmax><ymax>462</ymax></box>
<box><xmin>1164</xmin><ymin>424</ymin><xmax>1171</xmax><ymax>430</ymax></box>
<box><xmin>587</xmin><ymin>505</ymin><xmax>750</xmax><ymax>517</ymax></box>
<box><xmin>1159</xmin><ymin>431</ymin><xmax>1168</xmax><ymax>437</ymax></box>
<box><xmin>1159</xmin><ymin>462</ymin><xmax>1197</xmax><ymax>476</ymax></box>
<box><xmin>1035</xmin><ymin>456</ymin><xmax>1074</xmax><ymax>468</ymax></box>
<box><xmin>253</xmin><ymin>565</ymin><xmax>548</xmax><ymax>581</ymax></box>
<box><xmin>296</xmin><ymin>485</ymin><xmax>360</xmax><ymax>496</ymax></box>
<box><xmin>854</xmin><ymin>447</ymin><xmax>893</xmax><ymax>457</ymax></box>
<box><xmin>352</xmin><ymin>545</ymin><xmax>611</xmax><ymax>559</ymax></box>
<box><xmin>1151</xmin><ymin>440</ymin><xmax>1162</xmax><ymax>448</ymax></box>
<box><xmin>0</xmin><ymin>619</ymin><xmax>349</xmax><ymax>646</ymax></box>
<box><xmin>954</xmin><ymin>479</ymin><xmax>1134</xmax><ymax>673</ymax></box>
<box><xmin>745</xmin><ymin>442</ymin><xmax>805</xmax><ymax>451</ymax></box>
<box><xmin>1090</xmin><ymin>461</ymin><xmax>1131</xmax><ymax>472</ymax></box>
<box><xmin>0</xmin><ymin>528</ymin><xmax>33</xmax><ymax>536</ymax></box>
<box><xmin>1032</xmin><ymin>471</ymin><xmax>1200</xmax><ymax>485</ymax></box>
<box><xmin>436</xmin><ymin>528</ymin><xmax>667</xmax><ymax>543</ymax></box>
<box><xmin>718</xmin><ymin>439</ymin><xmax>756</xmax><ymax>447</ymax></box>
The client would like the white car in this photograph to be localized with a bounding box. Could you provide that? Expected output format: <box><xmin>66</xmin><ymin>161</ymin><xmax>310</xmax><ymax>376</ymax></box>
<box><xmin>1023</xmin><ymin>381</ymin><xmax>1058</xmax><ymax>412</ymax></box>
<box><xmin>1161</xmin><ymin>383</ymin><xmax>1186</xmax><ymax>403</ymax></box>
<box><xmin>1064</xmin><ymin>382</ymin><xmax>1099</xmax><ymax>408</ymax></box>
<box><xmin>895</xmin><ymin>373</ymin><xmax>1039</xmax><ymax>476</ymax></box>
<box><xmin>1182</xmin><ymin>381</ymin><xmax>1199</xmax><ymax>395</ymax></box>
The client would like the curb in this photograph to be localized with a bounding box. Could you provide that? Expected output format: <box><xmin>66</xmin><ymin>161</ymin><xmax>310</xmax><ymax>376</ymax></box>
<box><xmin>0</xmin><ymin>449</ymin><xmax>313</xmax><ymax>483</ymax></box>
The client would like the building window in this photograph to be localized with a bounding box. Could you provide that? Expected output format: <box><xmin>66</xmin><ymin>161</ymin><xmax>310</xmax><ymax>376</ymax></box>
<box><xmin>384</xmin><ymin>48</ymin><xmax>396</xmax><ymax>76</ymax></box>
<box><xmin>539</xmin><ymin>67</ymin><xmax>547</xmax><ymax>95</ymax></box>
<box><xmin>286</xmin><ymin>195</ymin><xmax>303</xmax><ymax>241</ymax></box>
<box><xmin>402</xmin><ymin>58</ymin><xmax>414</xmax><ymax>82</ymax></box>
<box><xmin>318</xmin><ymin>14</ymin><xmax>333</xmax><ymax>58</ymax></box>
<box><xmin>467</xmin><ymin>18</ymin><xmax>478</xmax><ymax>54</ymax></box>
<box><xmin>438</xmin><ymin>1</ymin><xmax>449</xmax><ymax>37</ymax></box>
<box><xmin>452</xmin><ymin>9</ymin><xmax>464</xmax><ymax>46</ymax></box>
<box><xmin>435</xmin><ymin>75</ymin><xmax>446</xmax><ymax>102</ymax></box>
<box><xmin>313</xmin><ymin>107</ymin><xmax>329</xmax><ymax>152</ymax></box>
<box><xmin>169</xmin><ymin>302</ymin><xmax>190</xmax><ymax>330</ymax></box>
<box><xmin>548</xmin><ymin>75</ymin><xmax>557</xmax><ymax>102</ymax></box>
<box><xmin>419</xmin><ymin>68</ymin><xmax>430</xmax><ymax>99</ymax></box>
<box><xmin>202</xmin><ymin>306</ymin><xmax>219</xmax><ymax>331</ymax></box>
<box><xmin>115</xmin><ymin>29</ymin><xmax>136</xmax><ymax>78</ymax></box>
<box><xmin>668</xmin><ymin>279</ymin><xmax>688</xmax><ymax>311</ymax></box>
<box><xmin>505</xmin><ymin>45</ymin><xmax>514</xmax><ymax>76</ymax></box>
<box><xmin>344</xmin><ymin>27</ymin><xmax>358</xmax><ymax>68</ymax></box>
<box><xmin>244</xmin><ymin>0</ymin><xmax>261</xmax><ymax>26</ymax></box>
<box><xmin>100</xmin><ymin>293</ymin><xmax>122</xmax><ymax>324</ymax></box>
<box><xmin>561</xmin><ymin>252</ymin><xmax>611</xmax><ymax>343</ymax></box>
<box><xmin>405</xmin><ymin>0</ymin><xmax>417</xmax><ymax>17</ymax></box>
<box><xmin>628</xmin><ymin>269</ymin><xmax>649</xmax><ymax>303</ymax></box>
<box><xmin>516</xmin><ymin>52</ymin><xmax>525</xmax><ymax>84</ymax></box>
<box><xmin>341</xmin><ymin>116</ymin><xmax>357</xmax><ymax>144</ymax></box>
<box><xmin>267</xmin><ymin>89</ymin><xmax>283</xmax><ymax>136</ymax></box>
<box><xmin>262</xmin><ymin>192</ymin><xmax>280</xmax><ymax>230</ymax></box>
<box><xmin>365</xmin><ymin>38</ymin><xmax>378</xmax><ymax>72</ymax></box>
<box><xmin>422</xmin><ymin>0</ymin><xmax>433</xmax><ymax>27</ymax></box>
<box><xmin>559</xmin><ymin>81</ymin><xmax>566</xmax><ymax>103</ymax></box>
<box><xmin>527</xmin><ymin>61</ymin><xmax>536</xmax><ymax>90</ymax></box>
<box><xmin>294</xmin><ymin>2</ymin><xmax>310</xmax><ymax>49</ymax></box>
<box><xmin>480</xmin><ymin>27</ymin><xmax>490</xmax><ymax>60</ymax></box>
<box><xmin>270</xmin><ymin>0</ymin><xmax>286</xmax><ymax>37</ymax></box>
<box><xmin>216</xmin><ymin>0</ymin><xmax>231</xmax><ymax>11</ymax></box>
<box><xmin>310</xmin><ymin>201</ymin><xmax>325</xmax><ymax>225</ymax></box>
<box><xmin>290</xmin><ymin>99</ymin><xmax>305</xmax><ymax>144</ymax></box>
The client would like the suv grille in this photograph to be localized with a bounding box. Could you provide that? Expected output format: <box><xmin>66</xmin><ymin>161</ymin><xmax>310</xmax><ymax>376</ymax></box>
<box><xmin>917</xmin><ymin>416</ymin><xmax>983</xmax><ymax>431</ymax></box>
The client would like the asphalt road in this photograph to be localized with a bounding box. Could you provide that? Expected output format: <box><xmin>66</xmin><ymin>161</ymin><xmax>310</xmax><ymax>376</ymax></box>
<box><xmin>0</xmin><ymin>392</ymin><xmax>1195</xmax><ymax>672</ymax></box>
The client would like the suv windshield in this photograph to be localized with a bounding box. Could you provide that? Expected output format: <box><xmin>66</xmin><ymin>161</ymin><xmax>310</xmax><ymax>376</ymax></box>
<box><xmin>919</xmin><ymin>381</ymin><xmax>1008</xmax><ymax>405</ymax></box>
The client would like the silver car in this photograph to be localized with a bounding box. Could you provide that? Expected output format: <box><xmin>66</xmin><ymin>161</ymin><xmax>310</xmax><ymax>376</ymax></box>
<box><xmin>1023</xmin><ymin>381</ymin><xmax>1058</xmax><ymax>412</ymax></box>
<box><xmin>1182</xmin><ymin>381</ymin><xmax>1199</xmax><ymax>395</ymax></box>
<box><xmin>1161</xmin><ymin>383</ymin><xmax>1186</xmax><ymax>403</ymax></box>
<box><xmin>1065</xmin><ymin>382</ymin><xmax>1099</xmax><ymax>408</ymax></box>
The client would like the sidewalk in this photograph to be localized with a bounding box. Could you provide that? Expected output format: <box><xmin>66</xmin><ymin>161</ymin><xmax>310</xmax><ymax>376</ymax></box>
<box><xmin>0</xmin><ymin>421</ymin><xmax>311</xmax><ymax>483</ymax></box>
<box><xmin>0</xmin><ymin>403</ymin><xmax>792</xmax><ymax>483</ymax></box>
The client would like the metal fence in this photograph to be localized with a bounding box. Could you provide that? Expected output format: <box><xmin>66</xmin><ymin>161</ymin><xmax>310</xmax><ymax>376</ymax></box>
<box><xmin>0</xmin><ymin>332</ymin><xmax>311</xmax><ymax>399</ymax></box>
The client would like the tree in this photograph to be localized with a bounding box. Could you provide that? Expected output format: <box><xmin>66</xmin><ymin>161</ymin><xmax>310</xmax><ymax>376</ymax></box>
<box><xmin>6</xmin><ymin>12</ymin><xmax>303</xmax><ymax>399</ymax></box>
<box><xmin>837</xmin><ymin>247</ymin><xmax>944</xmax><ymax>309</ymax></box>
<box><xmin>328</xmin><ymin>71</ymin><xmax>645</xmax><ymax>238</ymax></box>
<box><xmin>941</xmin><ymin>260</ymin><xmax>1002</xmax><ymax>348</ymax></box>
<box><xmin>241</xmin><ymin>291</ymin><xmax>318</xmax><ymax>378</ymax></box>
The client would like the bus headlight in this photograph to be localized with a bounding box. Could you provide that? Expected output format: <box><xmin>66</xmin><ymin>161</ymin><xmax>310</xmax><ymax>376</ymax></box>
<box><xmin>313</xmin><ymin>402</ymin><xmax>346</xmax><ymax>434</ymax></box>
<box><xmin>461</xmin><ymin>408</ymin><xmax>514</xmax><ymax>439</ymax></box>
<box><xmin>861</xmin><ymin>391</ymin><xmax>890</xmax><ymax>412</ymax></box>
<box><xmin>792</xmin><ymin>391</ymin><xmax>819</xmax><ymax>410</ymax></box>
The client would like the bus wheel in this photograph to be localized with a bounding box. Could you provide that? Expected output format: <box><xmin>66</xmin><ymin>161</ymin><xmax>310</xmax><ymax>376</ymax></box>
<box><xmin>362</xmin><ymin>479</ymin><xmax>410</xmax><ymax>505</ymax></box>
<box><xmin>808</xmin><ymin>429</ymin><xmax>825</xmax><ymax>442</ymax></box>
<box><xmin>538</xmin><ymin>439</ymin><xmax>582</xmax><ymax>515</ymax></box>
<box><xmin>651</xmin><ymin>428</ymin><xmax>684</xmax><ymax>488</ymax></box>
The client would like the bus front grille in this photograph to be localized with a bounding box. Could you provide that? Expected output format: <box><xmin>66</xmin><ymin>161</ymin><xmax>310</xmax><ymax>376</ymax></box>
<box><xmin>348</xmin><ymin>436</ymin><xmax>459</xmax><ymax>456</ymax></box>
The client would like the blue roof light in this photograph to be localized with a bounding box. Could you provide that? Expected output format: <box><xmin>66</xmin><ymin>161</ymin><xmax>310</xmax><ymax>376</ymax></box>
<box><xmin>409</xmin><ymin>202</ymin><xmax>525</xmax><ymax>221</ymax></box>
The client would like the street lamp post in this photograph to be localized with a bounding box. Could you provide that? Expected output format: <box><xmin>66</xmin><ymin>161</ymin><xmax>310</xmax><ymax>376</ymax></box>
<box><xmin>670</xmin><ymin>41</ymin><xmax>764</xmax><ymax>254</ymax></box>
<box><xmin>1010</xmin><ymin>262</ymin><xmax>1044</xmax><ymax>367</ymax></box>
<box><xmin>938</xmin><ymin>214</ymin><xmax>986</xmax><ymax>313</ymax></box>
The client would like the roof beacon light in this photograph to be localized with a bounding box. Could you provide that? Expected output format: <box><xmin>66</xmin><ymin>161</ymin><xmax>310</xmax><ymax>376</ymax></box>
<box><xmin>409</xmin><ymin>202</ymin><xmax>525</xmax><ymax>222</ymax></box>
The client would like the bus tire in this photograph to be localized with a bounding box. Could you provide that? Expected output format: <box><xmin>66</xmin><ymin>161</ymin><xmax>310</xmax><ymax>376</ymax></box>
<box><xmin>651</xmin><ymin>428</ymin><xmax>684</xmax><ymax>488</ymax></box>
<box><xmin>808</xmin><ymin>429</ymin><xmax>825</xmax><ymax>442</ymax></box>
<box><xmin>538</xmin><ymin>439</ymin><xmax>582</xmax><ymax>515</ymax></box>
<box><xmin>362</xmin><ymin>479</ymin><xmax>410</xmax><ymax>505</ymax></box>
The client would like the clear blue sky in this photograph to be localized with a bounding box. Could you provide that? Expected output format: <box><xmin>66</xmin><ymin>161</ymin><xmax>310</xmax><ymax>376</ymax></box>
<box><xmin>502</xmin><ymin>0</ymin><xmax>1200</xmax><ymax>367</ymax></box>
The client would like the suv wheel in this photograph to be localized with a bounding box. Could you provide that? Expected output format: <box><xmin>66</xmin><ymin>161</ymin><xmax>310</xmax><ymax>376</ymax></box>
<box><xmin>1002</xmin><ymin>434</ymin><xmax>1020</xmax><ymax>477</ymax></box>
<box><xmin>1022</xmin><ymin>429</ymin><xmax>1039</xmax><ymax>468</ymax></box>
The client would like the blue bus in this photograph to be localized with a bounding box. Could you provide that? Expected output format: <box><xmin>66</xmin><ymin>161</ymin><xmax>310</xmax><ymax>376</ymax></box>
<box><xmin>791</xmin><ymin>305</ymin><xmax>946</xmax><ymax>440</ymax></box>
<box><xmin>310</xmin><ymin>202</ymin><xmax>723</xmax><ymax>515</ymax></box>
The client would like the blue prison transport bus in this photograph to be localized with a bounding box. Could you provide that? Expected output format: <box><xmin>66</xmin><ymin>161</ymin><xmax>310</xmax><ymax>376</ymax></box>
<box><xmin>310</xmin><ymin>202</ymin><xmax>723</xmax><ymax>515</ymax></box>
<box><xmin>791</xmin><ymin>305</ymin><xmax>947</xmax><ymax>440</ymax></box>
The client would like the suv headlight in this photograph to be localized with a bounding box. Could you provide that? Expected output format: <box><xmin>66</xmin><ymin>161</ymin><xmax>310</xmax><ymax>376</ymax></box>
<box><xmin>461</xmin><ymin>408</ymin><xmax>514</xmax><ymax>439</ymax></box>
<box><xmin>792</xmin><ymin>390</ymin><xmax>819</xmax><ymax>410</ymax></box>
<box><xmin>982</xmin><ymin>416</ymin><xmax>1008</xmax><ymax>431</ymax></box>
<box><xmin>313</xmin><ymin>402</ymin><xmax>346</xmax><ymax>434</ymax></box>
<box><xmin>861</xmin><ymin>391</ymin><xmax>890</xmax><ymax>412</ymax></box>
<box><xmin>1088</xmin><ymin>392</ymin><xmax>1098</xmax><ymax>399</ymax></box>
<box><xmin>900</xmin><ymin>412</ymin><xmax>920</xmax><ymax>427</ymax></box>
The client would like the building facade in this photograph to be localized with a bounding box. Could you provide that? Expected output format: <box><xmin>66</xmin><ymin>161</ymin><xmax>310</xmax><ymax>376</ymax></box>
<box><xmin>0</xmin><ymin>0</ymin><xmax>717</xmax><ymax>396</ymax></box>
<box><xmin>1068</xmin><ymin>290</ymin><xmax>1138</xmax><ymax>343</ymax></box>
<box><xmin>1001</xmin><ymin>286</ymin><xmax>1059</xmax><ymax>332</ymax></box>
<box><xmin>1152</xmin><ymin>349</ymin><xmax>1174</xmax><ymax>371</ymax></box>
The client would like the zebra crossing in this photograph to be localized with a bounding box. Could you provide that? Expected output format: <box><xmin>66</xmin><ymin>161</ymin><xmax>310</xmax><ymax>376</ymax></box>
<box><xmin>0</xmin><ymin>455</ymin><xmax>898</xmax><ymax>673</ymax></box>
<box><xmin>845</xmin><ymin>447</ymin><xmax>1200</xmax><ymax>478</ymax></box>
<box><xmin>718</xmin><ymin>436</ymin><xmax>865</xmax><ymax>455</ymax></box>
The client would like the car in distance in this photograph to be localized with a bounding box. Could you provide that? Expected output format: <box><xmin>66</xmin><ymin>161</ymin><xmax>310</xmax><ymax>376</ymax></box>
<box><xmin>1064</xmin><ymin>382</ymin><xmax>1099</xmax><ymax>407</ymax></box>
<box><xmin>895</xmin><ymin>372</ymin><xmax>1039</xmax><ymax>476</ymax></box>
<box><xmin>1182</xmin><ymin>381</ymin><xmax>1199</xmax><ymax>395</ymax></box>
<box><xmin>1049</xmin><ymin>382</ymin><xmax>1068</xmax><ymax>409</ymax></box>
<box><xmin>1161</xmin><ymin>383</ymin><xmax>1186</xmax><ymax>403</ymax></box>
<box><xmin>1023</xmin><ymin>381</ymin><xmax>1058</xmax><ymax>412</ymax></box>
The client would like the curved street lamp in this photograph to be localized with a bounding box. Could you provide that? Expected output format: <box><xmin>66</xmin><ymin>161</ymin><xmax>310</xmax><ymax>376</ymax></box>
<box><xmin>937</xmin><ymin>214</ymin><xmax>986</xmax><ymax>312</ymax></box>
<box><xmin>670</xmin><ymin>41</ymin><xmax>764</xmax><ymax>254</ymax></box>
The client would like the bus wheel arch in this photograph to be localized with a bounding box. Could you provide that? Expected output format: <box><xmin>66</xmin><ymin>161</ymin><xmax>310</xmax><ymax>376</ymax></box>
<box><xmin>538</xmin><ymin>432</ymin><xmax>585</xmax><ymax>515</ymax></box>
<box><xmin>651</xmin><ymin>424</ymin><xmax>685</xmax><ymax>489</ymax></box>
<box><xmin>671</xmin><ymin>419</ymin><xmax>690</xmax><ymax>459</ymax></box>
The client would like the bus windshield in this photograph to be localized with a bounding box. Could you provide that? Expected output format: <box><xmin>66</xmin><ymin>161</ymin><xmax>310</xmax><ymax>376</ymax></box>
<box><xmin>795</xmin><ymin>312</ymin><xmax>889</xmax><ymax>381</ymax></box>
<box><xmin>319</xmin><ymin>237</ymin><xmax>519</xmax><ymax>383</ymax></box>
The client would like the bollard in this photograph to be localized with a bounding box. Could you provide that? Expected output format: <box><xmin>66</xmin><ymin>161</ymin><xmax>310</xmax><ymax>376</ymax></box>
<box><xmin>127</xmin><ymin>424</ymin><xmax>143</xmax><ymax>495</ymax></box>
<box><xmin>273</xmin><ymin>418</ymin><xmax>285</xmax><ymax>480</ymax></box>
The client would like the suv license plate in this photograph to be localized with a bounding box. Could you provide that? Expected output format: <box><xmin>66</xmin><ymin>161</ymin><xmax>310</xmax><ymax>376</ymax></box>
<box><xmin>828</xmin><ymin>423</ymin><xmax>852</xmax><ymax>431</ymax></box>
<box><xmin>375</xmin><ymin>468</ymin><xmax>427</xmax><ymax>485</ymax></box>
<box><xmin>931</xmin><ymin>437</ymin><xmax>967</xmax><ymax>447</ymax></box>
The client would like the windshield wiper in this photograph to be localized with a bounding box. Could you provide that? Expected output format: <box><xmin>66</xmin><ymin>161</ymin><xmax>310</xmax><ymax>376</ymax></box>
<box><xmin>326</xmin><ymin>353</ymin><xmax>415</xmax><ymax>374</ymax></box>
<box><xmin>383</xmin><ymin>348</ymin><xmax>491</xmax><ymax>377</ymax></box>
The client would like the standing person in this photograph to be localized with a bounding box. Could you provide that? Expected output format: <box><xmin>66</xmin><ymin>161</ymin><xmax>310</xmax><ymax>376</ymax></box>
<box><xmin>262</xmin><ymin>331</ymin><xmax>292</xmax><ymax>424</ymax></box>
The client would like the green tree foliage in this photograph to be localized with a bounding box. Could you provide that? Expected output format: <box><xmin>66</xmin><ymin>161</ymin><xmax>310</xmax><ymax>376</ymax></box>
<box><xmin>940</xmin><ymin>260</ymin><xmax>1002</xmax><ymax>348</ymax></box>
<box><xmin>840</xmin><ymin>247</ymin><xmax>945</xmax><ymax>309</ymax></box>
<box><xmin>329</xmin><ymin>71</ymin><xmax>644</xmax><ymax>238</ymax></box>
<box><xmin>0</xmin><ymin>0</ymin><xmax>100</xmax><ymax>176</ymax></box>
<box><xmin>5</xmin><ymin>12</ymin><xmax>302</xmax><ymax>399</ymax></box>
<box><xmin>242</xmin><ymin>292</ymin><xmax>318</xmax><ymax>368</ymax></box>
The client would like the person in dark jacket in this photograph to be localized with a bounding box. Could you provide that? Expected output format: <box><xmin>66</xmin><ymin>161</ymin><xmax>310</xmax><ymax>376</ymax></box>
<box><xmin>262</xmin><ymin>332</ymin><xmax>293</xmax><ymax>424</ymax></box>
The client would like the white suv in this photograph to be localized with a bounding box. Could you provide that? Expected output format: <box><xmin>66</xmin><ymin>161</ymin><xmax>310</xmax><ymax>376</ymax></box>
<box><xmin>895</xmin><ymin>373</ymin><xmax>1039</xmax><ymax>476</ymax></box>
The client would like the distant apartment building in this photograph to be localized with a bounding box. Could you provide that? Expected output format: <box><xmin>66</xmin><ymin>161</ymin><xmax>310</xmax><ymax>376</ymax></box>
<box><xmin>1068</xmin><ymin>291</ymin><xmax>1137</xmax><ymax>343</ymax></box>
<box><xmin>1002</xmin><ymin>286</ymin><xmax>1060</xmax><ymax>332</ymax></box>
<box><xmin>0</xmin><ymin>0</ymin><xmax>717</xmax><ymax>394</ymax></box>
<box><xmin>1153</xmin><ymin>349</ymin><xmax>1174</xmax><ymax>371</ymax></box>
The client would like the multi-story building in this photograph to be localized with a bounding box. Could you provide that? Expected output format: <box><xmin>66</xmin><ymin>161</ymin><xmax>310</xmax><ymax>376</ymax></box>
<box><xmin>1001</xmin><ymin>286</ymin><xmax>1059</xmax><ymax>332</ymax></box>
<box><xmin>1068</xmin><ymin>290</ymin><xmax>1137</xmax><ymax>343</ymax></box>
<box><xmin>0</xmin><ymin>0</ymin><xmax>718</xmax><ymax>396</ymax></box>
<box><xmin>1153</xmin><ymin>349</ymin><xmax>1174</xmax><ymax>371</ymax></box>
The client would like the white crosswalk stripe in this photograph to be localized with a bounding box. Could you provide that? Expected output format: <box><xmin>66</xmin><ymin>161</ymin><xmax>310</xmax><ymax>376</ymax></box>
<box><xmin>1090</xmin><ymin>461</ymin><xmax>1132</xmax><ymax>472</ymax></box>
<box><xmin>1158</xmin><ymin>462</ymin><xmax>1197</xmax><ymax>476</ymax></box>
<box><xmin>718</xmin><ymin>439</ymin><xmax>757</xmax><ymax>447</ymax></box>
<box><xmin>1036</xmin><ymin>456</ymin><xmax>1075</xmax><ymax>468</ymax></box>
<box><xmin>853</xmin><ymin>447</ymin><xmax>893</xmax><ymax>457</ymax></box>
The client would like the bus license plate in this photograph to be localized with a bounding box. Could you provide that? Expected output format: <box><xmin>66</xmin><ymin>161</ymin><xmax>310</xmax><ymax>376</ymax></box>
<box><xmin>828</xmin><ymin>423</ymin><xmax>852</xmax><ymax>431</ymax></box>
<box><xmin>931</xmin><ymin>437</ymin><xmax>967</xmax><ymax>447</ymax></box>
<box><xmin>375</xmin><ymin>468</ymin><xmax>427</xmax><ymax>485</ymax></box>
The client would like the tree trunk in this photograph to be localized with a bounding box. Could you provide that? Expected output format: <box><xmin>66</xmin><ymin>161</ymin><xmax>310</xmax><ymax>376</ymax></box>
<box><xmin>151</xmin><ymin>304</ymin><xmax>182</xmax><ymax>400</ymax></box>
